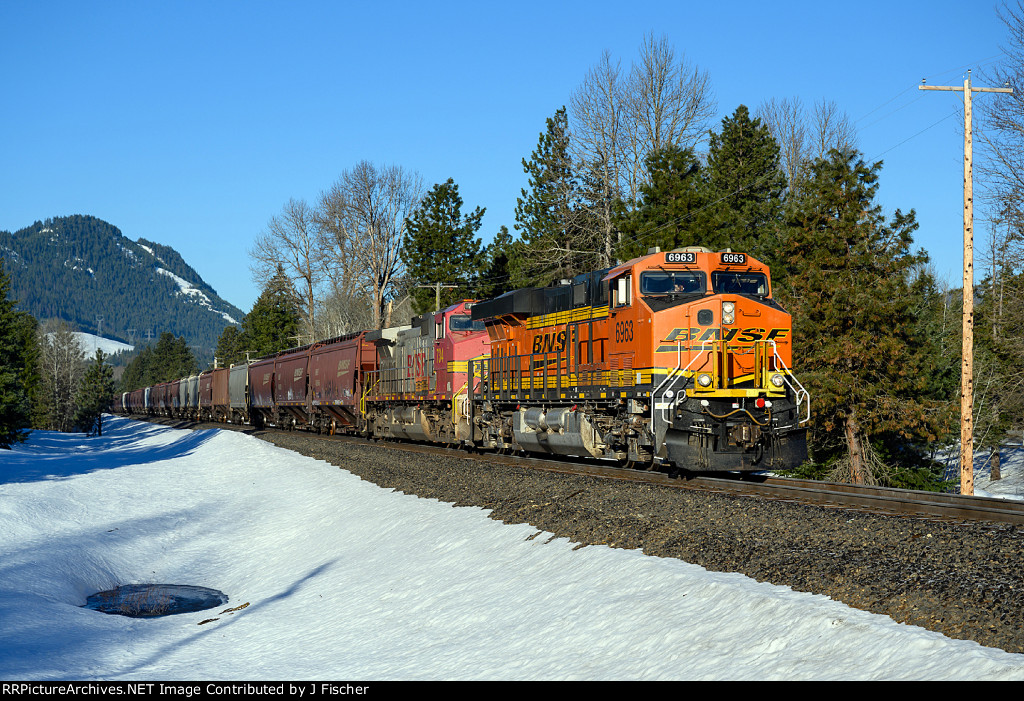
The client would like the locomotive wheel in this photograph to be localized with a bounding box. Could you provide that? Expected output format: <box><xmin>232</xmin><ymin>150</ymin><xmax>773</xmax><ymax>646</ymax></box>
<box><xmin>624</xmin><ymin>455</ymin><xmax>657</xmax><ymax>471</ymax></box>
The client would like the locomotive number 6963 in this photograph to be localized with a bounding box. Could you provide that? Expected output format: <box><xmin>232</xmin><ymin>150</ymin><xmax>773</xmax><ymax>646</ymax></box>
<box><xmin>615</xmin><ymin>320</ymin><xmax>634</xmax><ymax>343</ymax></box>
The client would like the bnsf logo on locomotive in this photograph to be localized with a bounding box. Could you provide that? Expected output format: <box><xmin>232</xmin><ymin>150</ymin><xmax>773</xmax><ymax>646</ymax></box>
<box><xmin>532</xmin><ymin>331</ymin><xmax>567</xmax><ymax>354</ymax></box>
<box><xmin>656</xmin><ymin>326</ymin><xmax>789</xmax><ymax>351</ymax></box>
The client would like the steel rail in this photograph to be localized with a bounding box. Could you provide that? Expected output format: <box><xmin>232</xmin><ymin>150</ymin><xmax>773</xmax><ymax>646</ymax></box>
<box><xmin>146</xmin><ymin>417</ymin><xmax>1024</xmax><ymax>527</ymax></box>
<box><xmin>313</xmin><ymin>432</ymin><xmax>1024</xmax><ymax>526</ymax></box>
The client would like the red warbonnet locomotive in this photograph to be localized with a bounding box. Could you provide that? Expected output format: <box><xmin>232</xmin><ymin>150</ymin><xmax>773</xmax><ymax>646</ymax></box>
<box><xmin>118</xmin><ymin>247</ymin><xmax>808</xmax><ymax>473</ymax></box>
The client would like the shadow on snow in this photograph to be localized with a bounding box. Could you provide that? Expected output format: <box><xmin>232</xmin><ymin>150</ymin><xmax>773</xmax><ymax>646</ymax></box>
<box><xmin>0</xmin><ymin>416</ymin><xmax>219</xmax><ymax>485</ymax></box>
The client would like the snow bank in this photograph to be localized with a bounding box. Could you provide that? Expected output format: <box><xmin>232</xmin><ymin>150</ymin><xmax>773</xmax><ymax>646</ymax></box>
<box><xmin>2</xmin><ymin>417</ymin><xmax>1023</xmax><ymax>681</ymax></box>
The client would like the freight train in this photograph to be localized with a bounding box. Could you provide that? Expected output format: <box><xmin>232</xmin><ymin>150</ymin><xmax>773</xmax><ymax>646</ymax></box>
<box><xmin>116</xmin><ymin>247</ymin><xmax>809</xmax><ymax>473</ymax></box>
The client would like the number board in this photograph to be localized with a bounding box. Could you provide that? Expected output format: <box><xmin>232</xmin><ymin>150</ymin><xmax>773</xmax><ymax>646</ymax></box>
<box><xmin>665</xmin><ymin>251</ymin><xmax>697</xmax><ymax>264</ymax></box>
<box><xmin>720</xmin><ymin>252</ymin><xmax>747</xmax><ymax>265</ymax></box>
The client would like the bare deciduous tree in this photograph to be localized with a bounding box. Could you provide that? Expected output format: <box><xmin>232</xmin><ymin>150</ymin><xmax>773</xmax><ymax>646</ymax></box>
<box><xmin>811</xmin><ymin>99</ymin><xmax>857</xmax><ymax>160</ymax></box>
<box><xmin>756</xmin><ymin>97</ymin><xmax>808</xmax><ymax>192</ymax></box>
<box><xmin>313</xmin><ymin>284</ymin><xmax>374</xmax><ymax>339</ymax></box>
<box><xmin>38</xmin><ymin>320</ymin><xmax>84</xmax><ymax>432</ymax></box>
<box><xmin>625</xmin><ymin>34</ymin><xmax>716</xmax><ymax>185</ymax></box>
<box><xmin>249</xmin><ymin>198</ymin><xmax>325</xmax><ymax>341</ymax></box>
<box><xmin>757</xmin><ymin>97</ymin><xmax>857</xmax><ymax>193</ymax></box>
<box><xmin>974</xmin><ymin>2</ymin><xmax>1024</xmax><ymax>464</ymax></box>
<box><xmin>571</xmin><ymin>50</ymin><xmax>625</xmax><ymax>267</ymax></box>
<box><xmin>569</xmin><ymin>34</ymin><xmax>716</xmax><ymax>265</ymax></box>
<box><xmin>317</xmin><ymin>162</ymin><xmax>423</xmax><ymax>329</ymax></box>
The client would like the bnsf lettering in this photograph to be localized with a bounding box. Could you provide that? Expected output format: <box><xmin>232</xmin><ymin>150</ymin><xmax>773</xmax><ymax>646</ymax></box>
<box><xmin>531</xmin><ymin>331</ymin><xmax>566</xmax><ymax>354</ymax></box>
<box><xmin>657</xmin><ymin>327</ymin><xmax>789</xmax><ymax>349</ymax></box>
<box><xmin>405</xmin><ymin>352</ymin><xmax>427</xmax><ymax>378</ymax></box>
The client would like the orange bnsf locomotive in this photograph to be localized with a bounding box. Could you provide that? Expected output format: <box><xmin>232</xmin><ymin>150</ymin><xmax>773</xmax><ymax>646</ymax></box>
<box><xmin>467</xmin><ymin>246</ymin><xmax>808</xmax><ymax>471</ymax></box>
<box><xmin>116</xmin><ymin>247</ymin><xmax>808</xmax><ymax>473</ymax></box>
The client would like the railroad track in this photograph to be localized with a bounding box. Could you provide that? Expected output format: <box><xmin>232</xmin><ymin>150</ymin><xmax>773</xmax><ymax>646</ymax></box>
<box><xmin>146</xmin><ymin>416</ymin><xmax>1024</xmax><ymax>527</ymax></box>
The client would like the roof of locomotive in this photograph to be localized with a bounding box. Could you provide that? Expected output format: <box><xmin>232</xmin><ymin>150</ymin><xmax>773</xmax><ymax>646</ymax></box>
<box><xmin>470</xmin><ymin>248</ymin><xmax>771</xmax><ymax>323</ymax></box>
<box><xmin>470</xmin><ymin>268</ymin><xmax>610</xmax><ymax>321</ymax></box>
<box><xmin>601</xmin><ymin>247</ymin><xmax>768</xmax><ymax>281</ymax></box>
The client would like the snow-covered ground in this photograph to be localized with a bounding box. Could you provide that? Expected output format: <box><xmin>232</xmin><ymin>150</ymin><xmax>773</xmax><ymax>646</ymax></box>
<box><xmin>2</xmin><ymin>417</ymin><xmax>1024</xmax><ymax>681</ymax></box>
<box><xmin>71</xmin><ymin>332</ymin><xmax>133</xmax><ymax>356</ymax></box>
<box><xmin>962</xmin><ymin>441</ymin><xmax>1024</xmax><ymax>501</ymax></box>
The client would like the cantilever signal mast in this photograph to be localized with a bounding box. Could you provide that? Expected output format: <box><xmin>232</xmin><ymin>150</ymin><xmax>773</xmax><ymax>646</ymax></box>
<box><xmin>919</xmin><ymin>70</ymin><xmax>1013</xmax><ymax>496</ymax></box>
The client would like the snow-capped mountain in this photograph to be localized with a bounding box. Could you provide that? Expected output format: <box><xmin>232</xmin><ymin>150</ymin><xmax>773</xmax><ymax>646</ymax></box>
<box><xmin>0</xmin><ymin>215</ymin><xmax>244</xmax><ymax>353</ymax></box>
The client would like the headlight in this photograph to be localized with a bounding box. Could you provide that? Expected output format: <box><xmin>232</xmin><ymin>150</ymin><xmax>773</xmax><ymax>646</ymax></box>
<box><xmin>722</xmin><ymin>301</ymin><xmax>735</xmax><ymax>324</ymax></box>
<box><xmin>770</xmin><ymin>374</ymin><xmax>785</xmax><ymax>387</ymax></box>
<box><xmin>697</xmin><ymin>374</ymin><xmax>713</xmax><ymax>387</ymax></box>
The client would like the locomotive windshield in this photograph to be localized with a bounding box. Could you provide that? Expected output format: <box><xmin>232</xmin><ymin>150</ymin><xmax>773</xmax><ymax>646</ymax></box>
<box><xmin>711</xmin><ymin>271</ymin><xmax>769</xmax><ymax>297</ymax></box>
<box><xmin>641</xmin><ymin>271</ymin><xmax>706</xmax><ymax>295</ymax></box>
<box><xmin>449</xmin><ymin>315</ymin><xmax>486</xmax><ymax>332</ymax></box>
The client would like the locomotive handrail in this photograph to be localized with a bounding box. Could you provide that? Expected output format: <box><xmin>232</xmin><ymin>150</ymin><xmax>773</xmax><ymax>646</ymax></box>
<box><xmin>769</xmin><ymin>340</ymin><xmax>810</xmax><ymax>424</ymax></box>
<box><xmin>360</xmin><ymin>377</ymin><xmax>379</xmax><ymax>417</ymax></box>
<box><xmin>451</xmin><ymin>383</ymin><xmax>469</xmax><ymax>426</ymax></box>
<box><xmin>654</xmin><ymin>340</ymin><xmax>717</xmax><ymax>428</ymax></box>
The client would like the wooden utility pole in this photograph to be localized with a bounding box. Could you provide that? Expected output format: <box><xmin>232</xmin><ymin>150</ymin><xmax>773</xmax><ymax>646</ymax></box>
<box><xmin>920</xmin><ymin>70</ymin><xmax>1013</xmax><ymax>495</ymax></box>
<box><xmin>416</xmin><ymin>282</ymin><xmax>459</xmax><ymax>312</ymax></box>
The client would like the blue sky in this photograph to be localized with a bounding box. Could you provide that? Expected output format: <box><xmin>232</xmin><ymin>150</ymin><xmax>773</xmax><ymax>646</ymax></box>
<box><xmin>0</xmin><ymin>1</ymin><xmax>1012</xmax><ymax>315</ymax></box>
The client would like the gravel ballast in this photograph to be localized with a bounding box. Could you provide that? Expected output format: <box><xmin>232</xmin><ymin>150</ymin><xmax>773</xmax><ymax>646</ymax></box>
<box><xmin>186</xmin><ymin>422</ymin><xmax>1024</xmax><ymax>654</ymax></box>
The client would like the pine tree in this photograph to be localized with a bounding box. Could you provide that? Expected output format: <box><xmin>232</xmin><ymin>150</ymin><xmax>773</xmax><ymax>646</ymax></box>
<box><xmin>514</xmin><ymin>107</ymin><xmax>599</xmax><ymax>286</ymax></box>
<box><xmin>243</xmin><ymin>265</ymin><xmax>302</xmax><ymax>357</ymax></box>
<box><xmin>10</xmin><ymin>309</ymin><xmax>42</xmax><ymax>429</ymax></box>
<box><xmin>74</xmin><ymin>350</ymin><xmax>115</xmax><ymax>436</ymax></box>
<box><xmin>151</xmin><ymin>332</ymin><xmax>199</xmax><ymax>381</ymax></box>
<box><xmin>119</xmin><ymin>334</ymin><xmax>198</xmax><ymax>390</ymax></box>
<box><xmin>215</xmin><ymin>324</ymin><xmax>248</xmax><ymax>366</ymax></box>
<box><xmin>702</xmin><ymin>105</ymin><xmax>787</xmax><ymax>266</ymax></box>
<box><xmin>476</xmin><ymin>226</ymin><xmax>517</xmax><ymax>300</ymax></box>
<box><xmin>0</xmin><ymin>261</ymin><xmax>32</xmax><ymax>447</ymax></box>
<box><xmin>401</xmin><ymin>178</ymin><xmax>485</xmax><ymax>313</ymax></box>
<box><xmin>120</xmin><ymin>345</ymin><xmax>154</xmax><ymax>392</ymax></box>
<box><xmin>780</xmin><ymin>149</ymin><xmax>941</xmax><ymax>485</ymax></box>
<box><xmin>614</xmin><ymin>144</ymin><xmax>705</xmax><ymax>261</ymax></box>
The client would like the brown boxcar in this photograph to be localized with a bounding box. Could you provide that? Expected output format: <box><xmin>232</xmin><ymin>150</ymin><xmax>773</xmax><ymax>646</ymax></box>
<box><xmin>248</xmin><ymin>357</ymin><xmax>276</xmax><ymax>427</ymax></box>
<box><xmin>151</xmin><ymin>383</ymin><xmax>167</xmax><ymax>416</ymax></box>
<box><xmin>274</xmin><ymin>347</ymin><xmax>311</xmax><ymax>428</ymax></box>
<box><xmin>211</xmin><ymin>367</ymin><xmax>230</xmax><ymax>422</ymax></box>
<box><xmin>309</xmin><ymin>333</ymin><xmax>376</xmax><ymax>433</ymax></box>
<box><xmin>197</xmin><ymin>371</ymin><xmax>214</xmax><ymax>420</ymax></box>
<box><xmin>169</xmin><ymin>379</ymin><xmax>182</xmax><ymax>417</ymax></box>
